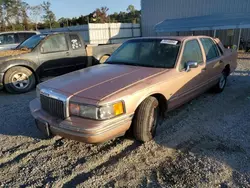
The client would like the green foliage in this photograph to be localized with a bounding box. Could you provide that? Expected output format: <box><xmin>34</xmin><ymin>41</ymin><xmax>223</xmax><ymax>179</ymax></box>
<box><xmin>29</xmin><ymin>5</ymin><xmax>43</xmax><ymax>30</ymax></box>
<box><xmin>57</xmin><ymin>5</ymin><xmax>141</xmax><ymax>27</ymax></box>
<box><xmin>41</xmin><ymin>1</ymin><xmax>56</xmax><ymax>29</ymax></box>
<box><xmin>0</xmin><ymin>2</ymin><xmax>140</xmax><ymax>32</ymax></box>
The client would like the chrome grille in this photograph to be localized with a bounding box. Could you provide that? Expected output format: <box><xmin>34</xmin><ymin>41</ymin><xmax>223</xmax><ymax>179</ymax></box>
<box><xmin>40</xmin><ymin>94</ymin><xmax>65</xmax><ymax>119</ymax></box>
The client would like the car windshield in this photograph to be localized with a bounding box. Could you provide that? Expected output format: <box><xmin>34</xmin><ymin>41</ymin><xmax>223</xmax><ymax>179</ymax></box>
<box><xmin>106</xmin><ymin>39</ymin><xmax>181</xmax><ymax>68</ymax></box>
<box><xmin>16</xmin><ymin>34</ymin><xmax>47</xmax><ymax>50</ymax></box>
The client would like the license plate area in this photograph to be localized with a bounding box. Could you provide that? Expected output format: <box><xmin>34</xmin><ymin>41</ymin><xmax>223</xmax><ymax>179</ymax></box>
<box><xmin>35</xmin><ymin>119</ymin><xmax>51</xmax><ymax>137</ymax></box>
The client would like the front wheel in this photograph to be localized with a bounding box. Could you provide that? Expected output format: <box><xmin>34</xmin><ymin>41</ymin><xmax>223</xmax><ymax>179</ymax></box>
<box><xmin>133</xmin><ymin>97</ymin><xmax>160</xmax><ymax>142</ymax></box>
<box><xmin>4</xmin><ymin>66</ymin><xmax>36</xmax><ymax>94</ymax></box>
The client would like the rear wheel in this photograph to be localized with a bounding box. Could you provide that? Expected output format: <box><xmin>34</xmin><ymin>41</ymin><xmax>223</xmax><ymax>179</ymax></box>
<box><xmin>213</xmin><ymin>72</ymin><xmax>227</xmax><ymax>93</ymax></box>
<box><xmin>4</xmin><ymin>66</ymin><xmax>36</xmax><ymax>94</ymax></box>
<box><xmin>133</xmin><ymin>97</ymin><xmax>160</xmax><ymax>142</ymax></box>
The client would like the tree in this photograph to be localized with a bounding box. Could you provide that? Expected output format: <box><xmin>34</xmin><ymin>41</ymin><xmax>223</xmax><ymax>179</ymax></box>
<box><xmin>20</xmin><ymin>1</ymin><xmax>29</xmax><ymax>30</ymax></box>
<box><xmin>29</xmin><ymin>5</ymin><xmax>42</xmax><ymax>30</ymax></box>
<box><xmin>41</xmin><ymin>1</ymin><xmax>56</xmax><ymax>29</ymax></box>
<box><xmin>127</xmin><ymin>5</ymin><xmax>136</xmax><ymax>14</ymax></box>
<box><xmin>94</xmin><ymin>6</ymin><xmax>109</xmax><ymax>23</ymax></box>
<box><xmin>0</xmin><ymin>2</ymin><xmax>5</xmax><ymax>31</ymax></box>
<box><xmin>3</xmin><ymin>0</ymin><xmax>22</xmax><ymax>30</ymax></box>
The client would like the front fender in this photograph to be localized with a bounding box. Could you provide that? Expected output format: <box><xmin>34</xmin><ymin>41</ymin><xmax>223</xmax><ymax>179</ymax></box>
<box><xmin>0</xmin><ymin>59</ymin><xmax>38</xmax><ymax>73</ymax></box>
<box><xmin>134</xmin><ymin>91</ymin><xmax>168</xmax><ymax>113</ymax></box>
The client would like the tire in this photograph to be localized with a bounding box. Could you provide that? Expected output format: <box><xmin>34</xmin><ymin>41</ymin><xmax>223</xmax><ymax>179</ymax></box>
<box><xmin>99</xmin><ymin>55</ymin><xmax>110</xmax><ymax>64</ymax></box>
<box><xmin>246</xmin><ymin>47</ymin><xmax>250</xmax><ymax>53</ymax></box>
<box><xmin>4</xmin><ymin>66</ymin><xmax>36</xmax><ymax>94</ymax></box>
<box><xmin>213</xmin><ymin>72</ymin><xmax>227</xmax><ymax>93</ymax></box>
<box><xmin>133</xmin><ymin>97</ymin><xmax>160</xmax><ymax>142</ymax></box>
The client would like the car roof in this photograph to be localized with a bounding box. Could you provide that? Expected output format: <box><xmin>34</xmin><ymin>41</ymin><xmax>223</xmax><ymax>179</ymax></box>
<box><xmin>129</xmin><ymin>36</ymin><xmax>213</xmax><ymax>42</ymax></box>
<box><xmin>40</xmin><ymin>32</ymin><xmax>79</xmax><ymax>35</ymax></box>
<box><xmin>0</xmin><ymin>31</ymin><xmax>40</xmax><ymax>35</ymax></box>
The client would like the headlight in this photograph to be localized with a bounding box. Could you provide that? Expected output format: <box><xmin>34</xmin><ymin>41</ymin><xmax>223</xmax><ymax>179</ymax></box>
<box><xmin>36</xmin><ymin>87</ymin><xmax>40</xmax><ymax>99</ymax></box>
<box><xmin>69</xmin><ymin>101</ymin><xmax>125</xmax><ymax>120</ymax></box>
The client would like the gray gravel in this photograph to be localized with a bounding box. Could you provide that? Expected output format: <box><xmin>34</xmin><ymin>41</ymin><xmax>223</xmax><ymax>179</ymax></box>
<box><xmin>1</xmin><ymin>58</ymin><xmax>250</xmax><ymax>187</ymax></box>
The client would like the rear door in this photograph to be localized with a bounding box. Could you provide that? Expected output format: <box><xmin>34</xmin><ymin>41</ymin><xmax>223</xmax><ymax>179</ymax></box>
<box><xmin>38</xmin><ymin>34</ymin><xmax>75</xmax><ymax>76</ymax></box>
<box><xmin>67</xmin><ymin>33</ymin><xmax>88</xmax><ymax>70</ymax></box>
<box><xmin>200</xmin><ymin>38</ymin><xmax>224</xmax><ymax>86</ymax></box>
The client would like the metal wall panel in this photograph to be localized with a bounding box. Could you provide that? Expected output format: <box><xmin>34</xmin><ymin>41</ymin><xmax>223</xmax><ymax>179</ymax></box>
<box><xmin>141</xmin><ymin>0</ymin><xmax>250</xmax><ymax>46</ymax></box>
<box><xmin>40</xmin><ymin>23</ymin><xmax>141</xmax><ymax>45</ymax></box>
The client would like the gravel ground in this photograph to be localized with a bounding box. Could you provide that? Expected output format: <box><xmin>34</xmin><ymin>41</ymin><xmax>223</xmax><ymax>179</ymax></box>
<box><xmin>1</xmin><ymin>57</ymin><xmax>250</xmax><ymax>187</ymax></box>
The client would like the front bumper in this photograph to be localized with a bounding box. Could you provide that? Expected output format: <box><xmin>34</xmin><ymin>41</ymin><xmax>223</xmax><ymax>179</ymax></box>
<box><xmin>30</xmin><ymin>99</ymin><xmax>133</xmax><ymax>144</ymax></box>
<box><xmin>0</xmin><ymin>73</ymin><xmax>4</xmax><ymax>90</ymax></box>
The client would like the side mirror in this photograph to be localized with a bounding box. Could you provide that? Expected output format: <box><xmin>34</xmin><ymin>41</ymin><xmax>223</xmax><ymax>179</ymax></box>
<box><xmin>185</xmin><ymin>61</ymin><xmax>198</xmax><ymax>72</ymax></box>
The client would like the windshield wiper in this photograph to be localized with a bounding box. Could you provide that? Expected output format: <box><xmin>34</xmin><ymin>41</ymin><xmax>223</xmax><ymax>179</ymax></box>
<box><xmin>106</xmin><ymin>61</ymin><xmax>139</xmax><ymax>66</ymax></box>
<box><xmin>106</xmin><ymin>61</ymin><xmax>163</xmax><ymax>68</ymax></box>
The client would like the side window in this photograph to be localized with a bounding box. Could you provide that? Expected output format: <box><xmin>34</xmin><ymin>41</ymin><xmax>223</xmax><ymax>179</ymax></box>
<box><xmin>200</xmin><ymin>38</ymin><xmax>219</xmax><ymax>61</ymax></box>
<box><xmin>0</xmin><ymin>34</ymin><xmax>15</xmax><ymax>45</ymax></box>
<box><xmin>19</xmin><ymin>33</ymin><xmax>36</xmax><ymax>43</ymax></box>
<box><xmin>69</xmin><ymin>34</ymin><xmax>83</xmax><ymax>50</ymax></box>
<box><xmin>18</xmin><ymin>33</ymin><xmax>26</xmax><ymax>43</ymax></box>
<box><xmin>180</xmin><ymin>40</ymin><xmax>203</xmax><ymax>71</ymax></box>
<box><xmin>41</xmin><ymin>34</ymin><xmax>68</xmax><ymax>53</ymax></box>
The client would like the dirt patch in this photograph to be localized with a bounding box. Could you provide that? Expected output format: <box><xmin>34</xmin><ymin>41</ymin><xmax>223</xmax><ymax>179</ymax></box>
<box><xmin>0</xmin><ymin>58</ymin><xmax>250</xmax><ymax>187</ymax></box>
<box><xmin>0</xmin><ymin>49</ymin><xmax>31</xmax><ymax>57</ymax></box>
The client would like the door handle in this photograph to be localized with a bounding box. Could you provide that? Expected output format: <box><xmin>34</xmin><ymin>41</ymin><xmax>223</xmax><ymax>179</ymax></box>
<box><xmin>201</xmin><ymin>68</ymin><xmax>207</xmax><ymax>72</ymax></box>
<box><xmin>65</xmin><ymin>52</ymin><xmax>70</xmax><ymax>56</ymax></box>
<box><xmin>219</xmin><ymin>60</ymin><xmax>224</xmax><ymax>64</ymax></box>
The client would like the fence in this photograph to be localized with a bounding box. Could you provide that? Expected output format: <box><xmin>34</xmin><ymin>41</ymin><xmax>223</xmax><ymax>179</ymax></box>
<box><xmin>39</xmin><ymin>23</ymin><xmax>141</xmax><ymax>45</ymax></box>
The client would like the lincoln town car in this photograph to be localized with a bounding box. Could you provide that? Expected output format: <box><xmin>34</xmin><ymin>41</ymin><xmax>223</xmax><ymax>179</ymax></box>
<box><xmin>30</xmin><ymin>36</ymin><xmax>237</xmax><ymax>143</ymax></box>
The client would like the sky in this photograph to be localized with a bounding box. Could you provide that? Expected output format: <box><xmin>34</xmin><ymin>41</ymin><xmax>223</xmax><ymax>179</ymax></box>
<box><xmin>25</xmin><ymin>0</ymin><xmax>141</xmax><ymax>19</ymax></box>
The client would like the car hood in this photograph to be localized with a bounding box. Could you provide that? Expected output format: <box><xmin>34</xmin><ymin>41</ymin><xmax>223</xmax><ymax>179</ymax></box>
<box><xmin>0</xmin><ymin>49</ymin><xmax>31</xmax><ymax>61</ymax></box>
<box><xmin>41</xmin><ymin>64</ymin><xmax>167</xmax><ymax>101</ymax></box>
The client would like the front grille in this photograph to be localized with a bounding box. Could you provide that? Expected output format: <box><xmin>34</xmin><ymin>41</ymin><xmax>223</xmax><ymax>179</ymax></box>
<box><xmin>40</xmin><ymin>94</ymin><xmax>65</xmax><ymax>119</ymax></box>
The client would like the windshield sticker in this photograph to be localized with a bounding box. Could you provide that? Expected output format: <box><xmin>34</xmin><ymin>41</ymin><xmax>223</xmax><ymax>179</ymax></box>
<box><xmin>160</xmin><ymin>40</ymin><xmax>178</xmax><ymax>45</ymax></box>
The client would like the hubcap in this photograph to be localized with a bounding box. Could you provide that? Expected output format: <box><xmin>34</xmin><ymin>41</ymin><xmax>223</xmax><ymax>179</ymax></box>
<box><xmin>219</xmin><ymin>76</ymin><xmax>226</xmax><ymax>89</ymax></box>
<box><xmin>11</xmin><ymin>72</ymin><xmax>30</xmax><ymax>89</ymax></box>
<box><xmin>150</xmin><ymin>107</ymin><xmax>159</xmax><ymax>136</ymax></box>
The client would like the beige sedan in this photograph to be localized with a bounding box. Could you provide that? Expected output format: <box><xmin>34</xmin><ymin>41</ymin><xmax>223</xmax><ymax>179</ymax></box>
<box><xmin>30</xmin><ymin>36</ymin><xmax>237</xmax><ymax>143</ymax></box>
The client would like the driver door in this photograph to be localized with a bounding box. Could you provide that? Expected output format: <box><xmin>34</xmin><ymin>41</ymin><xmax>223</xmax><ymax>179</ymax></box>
<box><xmin>168</xmin><ymin>39</ymin><xmax>207</xmax><ymax>109</ymax></box>
<box><xmin>39</xmin><ymin>34</ymin><xmax>75</xmax><ymax>76</ymax></box>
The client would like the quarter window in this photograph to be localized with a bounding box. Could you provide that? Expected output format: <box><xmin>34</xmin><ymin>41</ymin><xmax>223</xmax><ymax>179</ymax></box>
<box><xmin>41</xmin><ymin>34</ymin><xmax>68</xmax><ymax>53</ymax></box>
<box><xmin>200</xmin><ymin>38</ymin><xmax>219</xmax><ymax>60</ymax></box>
<box><xmin>69</xmin><ymin>34</ymin><xmax>83</xmax><ymax>50</ymax></box>
<box><xmin>180</xmin><ymin>40</ymin><xmax>203</xmax><ymax>71</ymax></box>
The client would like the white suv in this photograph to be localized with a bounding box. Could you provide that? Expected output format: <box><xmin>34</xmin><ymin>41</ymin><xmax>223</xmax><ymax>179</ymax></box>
<box><xmin>0</xmin><ymin>31</ymin><xmax>40</xmax><ymax>51</ymax></box>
